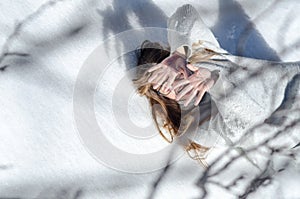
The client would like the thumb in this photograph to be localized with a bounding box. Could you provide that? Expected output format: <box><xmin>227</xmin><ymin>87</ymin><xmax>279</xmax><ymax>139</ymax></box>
<box><xmin>187</xmin><ymin>64</ymin><xmax>198</xmax><ymax>72</ymax></box>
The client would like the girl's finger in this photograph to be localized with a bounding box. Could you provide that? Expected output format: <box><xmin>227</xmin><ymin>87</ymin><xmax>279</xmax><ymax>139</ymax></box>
<box><xmin>186</xmin><ymin>64</ymin><xmax>198</xmax><ymax>72</ymax></box>
<box><xmin>204</xmin><ymin>78</ymin><xmax>215</xmax><ymax>90</ymax></box>
<box><xmin>160</xmin><ymin>82</ymin><xmax>171</xmax><ymax>94</ymax></box>
<box><xmin>173</xmin><ymin>79</ymin><xmax>190</xmax><ymax>90</ymax></box>
<box><xmin>156</xmin><ymin>73</ymin><xmax>169</xmax><ymax>87</ymax></box>
<box><xmin>194</xmin><ymin>86</ymin><xmax>206</xmax><ymax>106</ymax></box>
<box><xmin>164</xmin><ymin>72</ymin><xmax>178</xmax><ymax>90</ymax></box>
<box><xmin>184</xmin><ymin>89</ymin><xmax>198</xmax><ymax>107</ymax></box>
<box><xmin>176</xmin><ymin>84</ymin><xmax>193</xmax><ymax>101</ymax></box>
<box><xmin>180</xmin><ymin>67</ymin><xmax>189</xmax><ymax>79</ymax></box>
<box><xmin>153</xmin><ymin>74</ymin><xmax>166</xmax><ymax>89</ymax></box>
<box><xmin>148</xmin><ymin>73</ymin><xmax>158</xmax><ymax>83</ymax></box>
<box><xmin>197</xmin><ymin>67</ymin><xmax>212</xmax><ymax>78</ymax></box>
<box><xmin>194</xmin><ymin>78</ymin><xmax>204</xmax><ymax>87</ymax></box>
<box><xmin>151</xmin><ymin>72</ymin><xmax>165</xmax><ymax>85</ymax></box>
<box><xmin>147</xmin><ymin>63</ymin><xmax>163</xmax><ymax>72</ymax></box>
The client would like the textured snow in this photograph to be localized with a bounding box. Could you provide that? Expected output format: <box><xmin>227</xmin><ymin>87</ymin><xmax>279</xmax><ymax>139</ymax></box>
<box><xmin>0</xmin><ymin>0</ymin><xmax>299</xmax><ymax>198</ymax></box>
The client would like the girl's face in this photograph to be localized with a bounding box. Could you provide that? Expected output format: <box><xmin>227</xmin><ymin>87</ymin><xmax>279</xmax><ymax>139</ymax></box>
<box><xmin>152</xmin><ymin>64</ymin><xmax>197</xmax><ymax>100</ymax></box>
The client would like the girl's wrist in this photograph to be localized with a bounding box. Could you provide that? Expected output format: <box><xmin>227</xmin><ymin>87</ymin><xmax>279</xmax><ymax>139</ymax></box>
<box><xmin>172</xmin><ymin>50</ymin><xmax>187</xmax><ymax>59</ymax></box>
<box><xmin>173</xmin><ymin>46</ymin><xmax>188</xmax><ymax>59</ymax></box>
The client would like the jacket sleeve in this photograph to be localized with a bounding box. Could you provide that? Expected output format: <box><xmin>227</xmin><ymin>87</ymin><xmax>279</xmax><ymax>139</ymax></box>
<box><xmin>167</xmin><ymin>4</ymin><xmax>221</xmax><ymax>57</ymax></box>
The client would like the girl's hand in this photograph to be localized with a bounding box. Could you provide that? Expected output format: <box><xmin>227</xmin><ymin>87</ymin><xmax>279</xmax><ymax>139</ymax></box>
<box><xmin>147</xmin><ymin>51</ymin><xmax>189</xmax><ymax>93</ymax></box>
<box><xmin>173</xmin><ymin>65</ymin><xmax>219</xmax><ymax>107</ymax></box>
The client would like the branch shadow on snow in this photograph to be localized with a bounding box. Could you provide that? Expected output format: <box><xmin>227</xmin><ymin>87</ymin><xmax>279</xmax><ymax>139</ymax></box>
<box><xmin>211</xmin><ymin>0</ymin><xmax>281</xmax><ymax>61</ymax></box>
<box><xmin>97</xmin><ymin>0</ymin><xmax>168</xmax><ymax>69</ymax></box>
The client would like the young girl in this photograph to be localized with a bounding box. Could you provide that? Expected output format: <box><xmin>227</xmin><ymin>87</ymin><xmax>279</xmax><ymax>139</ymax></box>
<box><xmin>133</xmin><ymin>4</ymin><xmax>300</xmax><ymax>167</ymax></box>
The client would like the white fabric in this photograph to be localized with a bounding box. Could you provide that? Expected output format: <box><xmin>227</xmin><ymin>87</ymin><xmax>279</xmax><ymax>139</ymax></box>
<box><xmin>167</xmin><ymin>4</ymin><xmax>300</xmax><ymax>155</ymax></box>
<box><xmin>167</xmin><ymin>4</ymin><xmax>221</xmax><ymax>57</ymax></box>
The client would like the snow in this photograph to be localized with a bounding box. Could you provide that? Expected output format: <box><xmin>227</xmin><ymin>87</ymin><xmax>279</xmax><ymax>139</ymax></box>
<box><xmin>0</xmin><ymin>0</ymin><xmax>299</xmax><ymax>198</ymax></box>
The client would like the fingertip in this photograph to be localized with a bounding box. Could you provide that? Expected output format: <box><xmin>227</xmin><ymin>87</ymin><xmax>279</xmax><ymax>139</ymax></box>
<box><xmin>148</xmin><ymin>64</ymin><xmax>161</xmax><ymax>72</ymax></box>
<box><xmin>147</xmin><ymin>68</ymin><xmax>154</xmax><ymax>72</ymax></box>
<box><xmin>148</xmin><ymin>77</ymin><xmax>155</xmax><ymax>83</ymax></box>
<box><xmin>187</xmin><ymin>63</ymin><xmax>198</xmax><ymax>72</ymax></box>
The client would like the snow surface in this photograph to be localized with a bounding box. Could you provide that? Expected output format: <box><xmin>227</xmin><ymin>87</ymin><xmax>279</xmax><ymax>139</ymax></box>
<box><xmin>0</xmin><ymin>0</ymin><xmax>300</xmax><ymax>198</ymax></box>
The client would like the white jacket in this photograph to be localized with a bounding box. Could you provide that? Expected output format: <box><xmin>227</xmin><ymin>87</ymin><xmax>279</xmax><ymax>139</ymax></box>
<box><xmin>168</xmin><ymin>4</ymin><xmax>300</xmax><ymax>155</ymax></box>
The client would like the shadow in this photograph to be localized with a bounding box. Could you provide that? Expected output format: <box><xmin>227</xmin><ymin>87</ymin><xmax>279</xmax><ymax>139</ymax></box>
<box><xmin>97</xmin><ymin>0</ymin><xmax>168</xmax><ymax>69</ymax></box>
<box><xmin>212</xmin><ymin>0</ymin><xmax>281</xmax><ymax>61</ymax></box>
<box><xmin>265</xmin><ymin>73</ymin><xmax>300</xmax><ymax>125</ymax></box>
<box><xmin>99</xmin><ymin>0</ymin><xmax>282</xmax><ymax>67</ymax></box>
<box><xmin>0</xmin><ymin>164</ymin><xmax>13</xmax><ymax>170</ymax></box>
<box><xmin>293</xmin><ymin>142</ymin><xmax>300</xmax><ymax>149</ymax></box>
<box><xmin>98</xmin><ymin>0</ymin><xmax>167</xmax><ymax>36</ymax></box>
